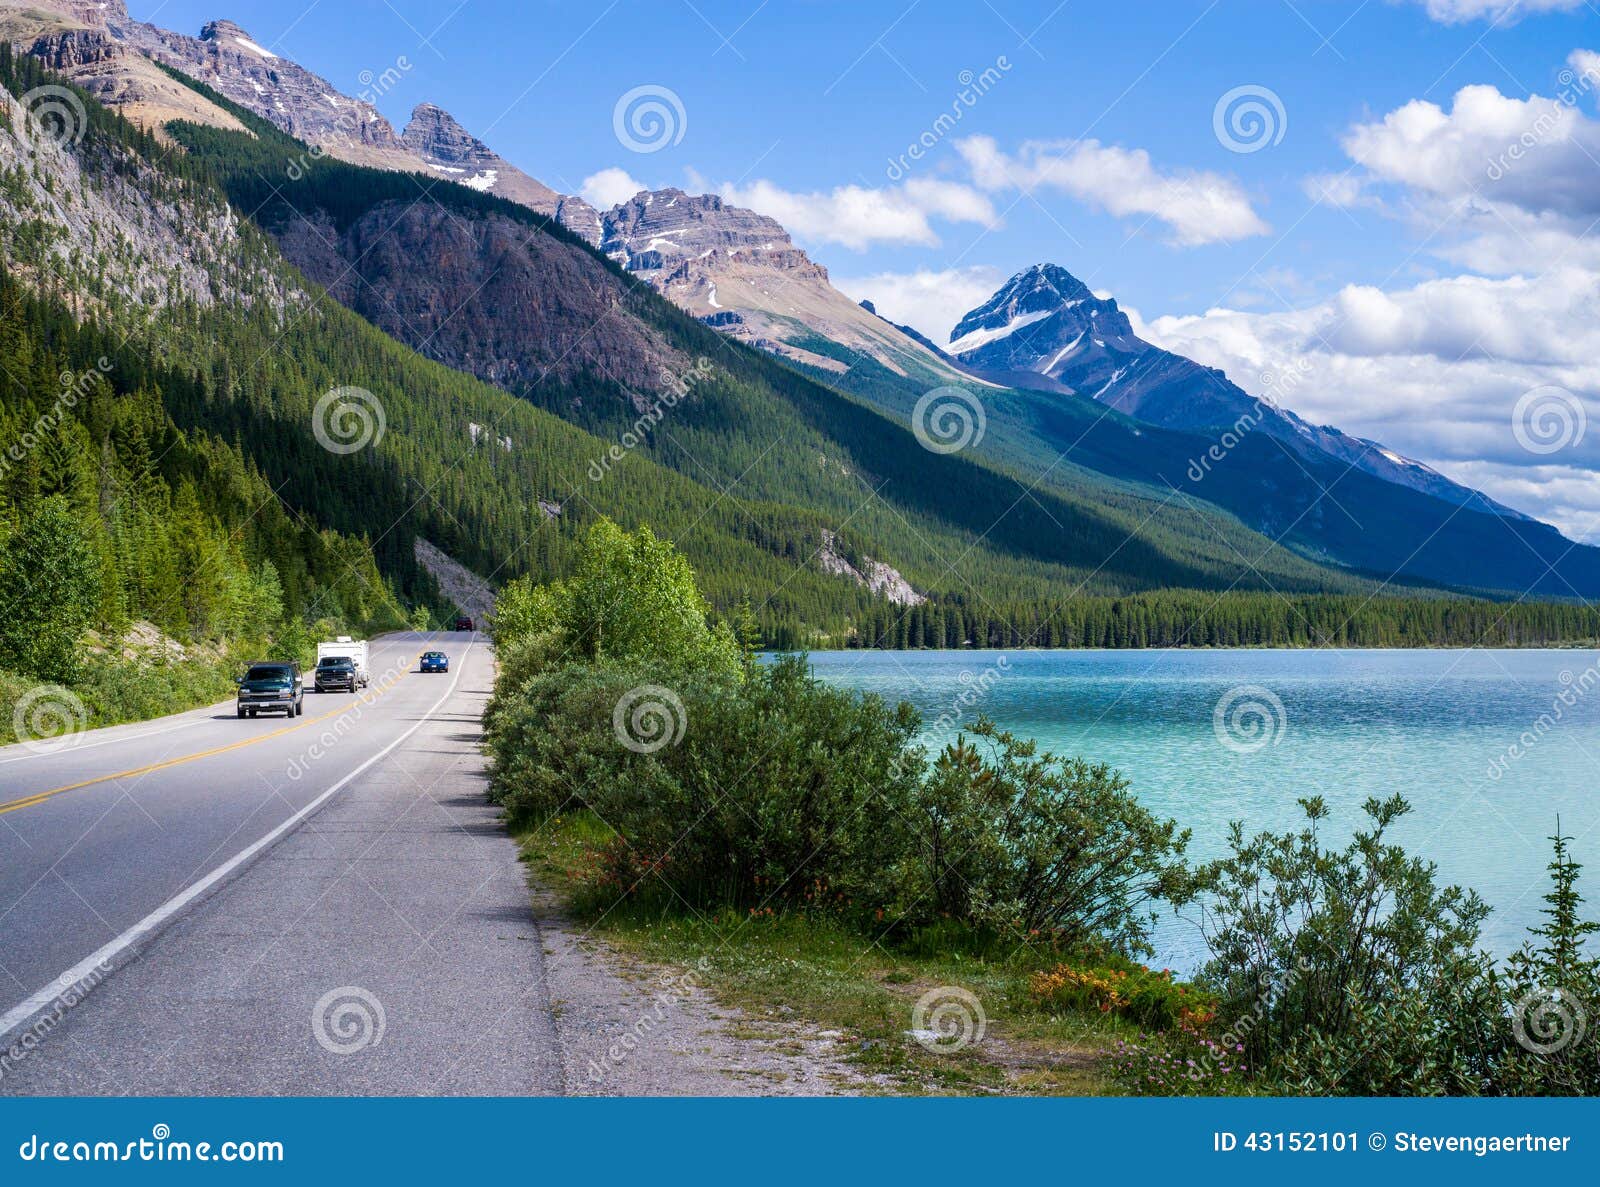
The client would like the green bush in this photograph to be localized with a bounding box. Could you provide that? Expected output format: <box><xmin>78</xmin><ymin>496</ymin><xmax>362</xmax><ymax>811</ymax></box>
<box><xmin>485</xmin><ymin>660</ymin><xmax>734</xmax><ymax>824</ymax></box>
<box><xmin>1177</xmin><ymin>795</ymin><xmax>1506</xmax><ymax>1095</ymax></box>
<box><xmin>907</xmin><ymin>723</ymin><xmax>1189</xmax><ymax>954</ymax></box>
<box><xmin>584</xmin><ymin>655</ymin><xmax>923</xmax><ymax>914</ymax></box>
<box><xmin>1493</xmin><ymin>830</ymin><xmax>1600</xmax><ymax>1096</ymax></box>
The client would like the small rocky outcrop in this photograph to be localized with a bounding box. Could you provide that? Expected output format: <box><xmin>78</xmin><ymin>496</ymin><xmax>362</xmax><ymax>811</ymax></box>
<box><xmin>816</xmin><ymin>531</ymin><xmax>925</xmax><ymax>607</ymax></box>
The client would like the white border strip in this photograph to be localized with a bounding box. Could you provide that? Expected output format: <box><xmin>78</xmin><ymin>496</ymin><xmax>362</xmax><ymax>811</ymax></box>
<box><xmin>0</xmin><ymin>643</ymin><xmax>473</xmax><ymax>1042</ymax></box>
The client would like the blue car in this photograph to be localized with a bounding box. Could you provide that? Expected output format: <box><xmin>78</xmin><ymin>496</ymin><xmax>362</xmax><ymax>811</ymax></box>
<box><xmin>421</xmin><ymin>651</ymin><xmax>449</xmax><ymax>673</ymax></box>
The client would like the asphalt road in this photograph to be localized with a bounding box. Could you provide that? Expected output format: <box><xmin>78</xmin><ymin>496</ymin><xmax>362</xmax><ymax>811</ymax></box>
<box><xmin>0</xmin><ymin>631</ymin><xmax>564</xmax><ymax>1094</ymax></box>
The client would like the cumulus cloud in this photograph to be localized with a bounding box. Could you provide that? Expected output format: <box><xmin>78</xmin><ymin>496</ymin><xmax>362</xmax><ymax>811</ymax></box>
<box><xmin>1343</xmin><ymin>80</ymin><xmax>1600</xmax><ymax>217</ymax></box>
<box><xmin>954</xmin><ymin>135</ymin><xmax>1269</xmax><ymax>246</ymax></box>
<box><xmin>711</xmin><ymin>178</ymin><xmax>997</xmax><ymax>250</ymax></box>
<box><xmin>1409</xmin><ymin>0</ymin><xmax>1582</xmax><ymax>24</ymax></box>
<box><xmin>830</xmin><ymin>266</ymin><xmax>1004</xmax><ymax>344</ymax></box>
<box><xmin>580</xmin><ymin>167</ymin><xmax>648</xmax><ymax>209</ymax></box>
<box><xmin>1143</xmin><ymin>269</ymin><xmax>1600</xmax><ymax>537</ymax></box>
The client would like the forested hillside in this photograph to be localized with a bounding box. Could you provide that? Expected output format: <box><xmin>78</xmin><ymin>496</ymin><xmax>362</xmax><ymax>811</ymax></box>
<box><xmin>155</xmin><ymin>70</ymin><xmax>1385</xmax><ymax>604</ymax></box>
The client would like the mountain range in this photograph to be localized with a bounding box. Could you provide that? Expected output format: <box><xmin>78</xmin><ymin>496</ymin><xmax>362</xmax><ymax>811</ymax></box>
<box><xmin>3</xmin><ymin>0</ymin><xmax>1598</xmax><ymax>624</ymax></box>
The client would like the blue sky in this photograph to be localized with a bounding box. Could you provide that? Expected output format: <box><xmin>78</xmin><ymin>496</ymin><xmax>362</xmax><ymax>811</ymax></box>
<box><xmin>133</xmin><ymin>1</ymin><xmax>1584</xmax><ymax>317</ymax></box>
<box><xmin>133</xmin><ymin>0</ymin><xmax>1600</xmax><ymax>536</ymax></box>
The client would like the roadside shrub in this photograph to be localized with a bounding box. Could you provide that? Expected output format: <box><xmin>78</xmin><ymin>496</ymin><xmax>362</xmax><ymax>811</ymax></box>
<box><xmin>1105</xmin><ymin>1024</ymin><xmax>1254</xmax><ymax>1096</ymax></box>
<box><xmin>905</xmin><ymin>722</ymin><xmax>1189</xmax><ymax>954</ymax></box>
<box><xmin>485</xmin><ymin>661</ymin><xmax>734</xmax><ymax>824</ymax></box>
<box><xmin>585</xmin><ymin>655</ymin><xmax>923</xmax><ymax>914</ymax></box>
<box><xmin>490</xmin><ymin>577</ymin><xmax>567</xmax><ymax>650</ymax></box>
<box><xmin>559</xmin><ymin>518</ymin><xmax>739</xmax><ymax>678</ymax></box>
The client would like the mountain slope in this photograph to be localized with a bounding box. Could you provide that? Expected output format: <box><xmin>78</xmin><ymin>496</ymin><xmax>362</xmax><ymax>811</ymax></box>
<box><xmin>2</xmin><ymin>0</ymin><xmax>607</xmax><ymax>238</ymax></box>
<box><xmin>950</xmin><ymin>264</ymin><xmax>1524</xmax><ymax>519</ymax></box>
<box><xmin>154</xmin><ymin>70</ymin><xmax>1390</xmax><ymax>607</ymax></box>
<box><xmin>597</xmin><ymin>187</ymin><xmax>960</xmax><ymax>381</ymax></box>
<box><xmin>579</xmin><ymin>191</ymin><xmax>1573</xmax><ymax>594</ymax></box>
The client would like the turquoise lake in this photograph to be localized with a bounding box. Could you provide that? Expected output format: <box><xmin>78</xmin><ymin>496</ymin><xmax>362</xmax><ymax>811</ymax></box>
<box><xmin>805</xmin><ymin>648</ymin><xmax>1600</xmax><ymax>973</ymax></box>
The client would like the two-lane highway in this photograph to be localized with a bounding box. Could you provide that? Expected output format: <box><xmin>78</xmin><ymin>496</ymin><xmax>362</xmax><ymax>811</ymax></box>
<box><xmin>1</xmin><ymin>633</ymin><xmax>452</xmax><ymax>999</ymax></box>
<box><xmin>0</xmin><ymin>631</ymin><xmax>564</xmax><ymax>1094</ymax></box>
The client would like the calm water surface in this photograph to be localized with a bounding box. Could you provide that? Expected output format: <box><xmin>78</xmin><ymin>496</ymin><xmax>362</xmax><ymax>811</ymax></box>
<box><xmin>806</xmin><ymin>649</ymin><xmax>1600</xmax><ymax>972</ymax></box>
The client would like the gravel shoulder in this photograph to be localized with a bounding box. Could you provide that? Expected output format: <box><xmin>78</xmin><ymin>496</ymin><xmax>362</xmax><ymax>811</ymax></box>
<box><xmin>532</xmin><ymin>877</ymin><xmax>876</xmax><ymax>1095</ymax></box>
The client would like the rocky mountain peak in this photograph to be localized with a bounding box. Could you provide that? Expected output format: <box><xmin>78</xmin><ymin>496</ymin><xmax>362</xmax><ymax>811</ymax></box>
<box><xmin>401</xmin><ymin>103</ymin><xmax>492</xmax><ymax>167</ymax></box>
<box><xmin>601</xmin><ymin>187</ymin><xmax>821</xmax><ymax>279</ymax></box>
<box><xmin>596</xmin><ymin>186</ymin><xmax>957</xmax><ymax>380</ymax></box>
<box><xmin>950</xmin><ymin>263</ymin><xmax>1138</xmax><ymax>366</ymax></box>
<box><xmin>198</xmin><ymin>19</ymin><xmax>251</xmax><ymax>44</ymax></box>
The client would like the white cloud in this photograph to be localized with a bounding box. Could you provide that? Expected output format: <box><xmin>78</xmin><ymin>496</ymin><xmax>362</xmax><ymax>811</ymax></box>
<box><xmin>1410</xmin><ymin>0</ymin><xmax>1582</xmax><ymax>24</ymax></box>
<box><xmin>1342</xmin><ymin>80</ymin><xmax>1598</xmax><ymax>217</ymax></box>
<box><xmin>1301</xmin><ymin>171</ymin><xmax>1375</xmax><ymax>209</ymax></box>
<box><xmin>955</xmin><ymin>135</ymin><xmax>1269</xmax><ymax>246</ymax></box>
<box><xmin>711</xmin><ymin>178</ymin><xmax>996</xmax><ymax>251</ymax></box>
<box><xmin>580</xmin><ymin>167</ymin><xmax>647</xmax><ymax>209</ymax></box>
<box><xmin>1332</xmin><ymin>54</ymin><xmax>1600</xmax><ymax>271</ymax></box>
<box><xmin>831</xmin><ymin>266</ymin><xmax>1004</xmax><ymax>344</ymax></box>
<box><xmin>1143</xmin><ymin>269</ymin><xmax>1600</xmax><ymax>536</ymax></box>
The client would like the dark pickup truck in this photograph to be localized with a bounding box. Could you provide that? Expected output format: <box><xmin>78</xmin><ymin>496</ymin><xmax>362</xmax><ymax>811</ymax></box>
<box><xmin>314</xmin><ymin>655</ymin><xmax>360</xmax><ymax>693</ymax></box>
<box><xmin>236</xmin><ymin>661</ymin><xmax>303</xmax><ymax>718</ymax></box>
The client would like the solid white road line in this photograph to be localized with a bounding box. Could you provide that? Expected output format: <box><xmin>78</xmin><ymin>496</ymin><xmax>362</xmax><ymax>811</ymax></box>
<box><xmin>0</xmin><ymin>643</ymin><xmax>474</xmax><ymax>1043</ymax></box>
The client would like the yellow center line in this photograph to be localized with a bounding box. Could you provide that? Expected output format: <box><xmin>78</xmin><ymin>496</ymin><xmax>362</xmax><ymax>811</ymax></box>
<box><xmin>0</xmin><ymin>650</ymin><xmax>426</xmax><ymax>817</ymax></box>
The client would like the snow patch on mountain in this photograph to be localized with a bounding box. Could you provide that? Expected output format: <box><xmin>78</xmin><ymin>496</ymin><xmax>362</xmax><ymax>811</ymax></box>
<box><xmin>947</xmin><ymin>308</ymin><xmax>1053</xmax><ymax>354</ymax></box>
